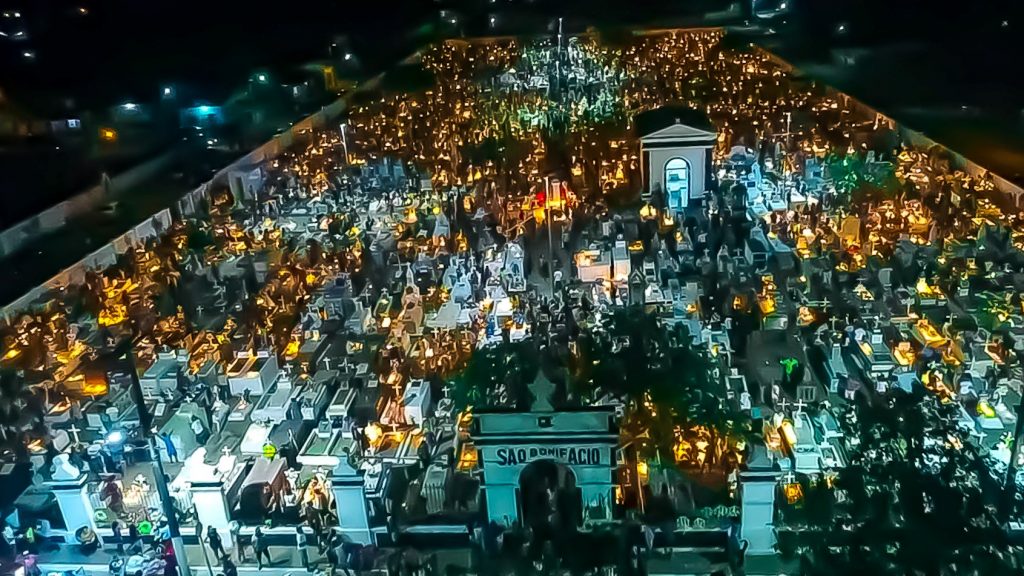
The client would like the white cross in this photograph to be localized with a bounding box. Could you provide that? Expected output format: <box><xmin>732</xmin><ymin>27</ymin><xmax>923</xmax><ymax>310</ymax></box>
<box><xmin>68</xmin><ymin>425</ymin><xmax>82</xmax><ymax>445</ymax></box>
<box><xmin>323</xmin><ymin>357</ymin><xmax>333</xmax><ymax>371</ymax></box>
<box><xmin>793</xmin><ymin>399</ymin><xmax>807</xmax><ymax>414</ymax></box>
<box><xmin>782</xmin><ymin>470</ymin><xmax>797</xmax><ymax>485</ymax></box>
<box><xmin>778</xmin><ymin>397</ymin><xmax>791</xmax><ymax>413</ymax></box>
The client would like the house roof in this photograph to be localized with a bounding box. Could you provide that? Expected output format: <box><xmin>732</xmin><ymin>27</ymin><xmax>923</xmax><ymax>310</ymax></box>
<box><xmin>635</xmin><ymin>105</ymin><xmax>717</xmax><ymax>145</ymax></box>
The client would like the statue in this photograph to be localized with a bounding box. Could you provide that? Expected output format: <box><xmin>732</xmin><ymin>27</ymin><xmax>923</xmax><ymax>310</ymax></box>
<box><xmin>51</xmin><ymin>453</ymin><xmax>81</xmax><ymax>481</ymax></box>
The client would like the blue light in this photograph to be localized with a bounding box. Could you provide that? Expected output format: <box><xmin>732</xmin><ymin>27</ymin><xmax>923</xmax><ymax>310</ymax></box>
<box><xmin>197</xmin><ymin>105</ymin><xmax>213</xmax><ymax>114</ymax></box>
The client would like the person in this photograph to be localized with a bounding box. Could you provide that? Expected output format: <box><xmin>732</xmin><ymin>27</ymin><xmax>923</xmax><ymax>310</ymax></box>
<box><xmin>126</xmin><ymin>522</ymin><xmax>140</xmax><ymax>555</ymax></box>
<box><xmin>207</xmin><ymin>526</ymin><xmax>226</xmax><ymax>560</ymax></box>
<box><xmin>111</xmin><ymin>521</ymin><xmax>124</xmax><ymax>554</ymax></box>
<box><xmin>157</xmin><ymin>432</ymin><xmax>179</xmax><ymax>463</ymax></box>
<box><xmin>2</xmin><ymin>523</ymin><xmax>15</xmax><ymax>556</ymax></box>
<box><xmin>191</xmin><ymin>416</ymin><xmax>210</xmax><ymax>445</ymax></box>
<box><xmin>101</xmin><ymin>476</ymin><xmax>125</xmax><ymax>515</ymax></box>
<box><xmin>222</xmin><ymin>556</ymin><xmax>238</xmax><ymax>576</ymax></box>
<box><xmin>229</xmin><ymin>520</ymin><xmax>245</xmax><ymax>562</ymax></box>
<box><xmin>253</xmin><ymin>527</ymin><xmax>271</xmax><ymax>569</ymax></box>
<box><xmin>295</xmin><ymin>526</ymin><xmax>309</xmax><ymax>571</ymax></box>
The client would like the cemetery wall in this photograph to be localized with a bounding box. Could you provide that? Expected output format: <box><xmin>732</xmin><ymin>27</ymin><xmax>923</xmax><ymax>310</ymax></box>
<box><xmin>0</xmin><ymin>150</ymin><xmax>178</xmax><ymax>258</ymax></box>
<box><xmin>760</xmin><ymin>49</ymin><xmax>1024</xmax><ymax>207</ymax></box>
<box><xmin>0</xmin><ymin>54</ymin><xmax>413</xmax><ymax>325</ymax></box>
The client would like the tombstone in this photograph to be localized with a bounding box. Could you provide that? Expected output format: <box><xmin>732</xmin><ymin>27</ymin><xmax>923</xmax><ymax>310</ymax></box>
<box><xmin>331</xmin><ymin>456</ymin><xmax>372</xmax><ymax>544</ymax></box>
<box><xmin>878</xmin><ymin>268</ymin><xmax>893</xmax><ymax>290</ymax></box>
<box><xmin>188</xmin><ymin>461</ymin><xmax>235</xmax><ymax>549</ymax></box>
<box><xmin>45</xmin><ymin>455</ymin><xmax>99</xmax><ymax>543</ymax></box>
<box><xmin>738</xmin><ymin>445</ymin><xmax>781</xmax><ymax>555</ymax></box>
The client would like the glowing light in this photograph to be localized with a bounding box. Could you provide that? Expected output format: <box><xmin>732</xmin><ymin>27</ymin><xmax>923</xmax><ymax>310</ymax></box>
<box><xmin>365</xmin><ymin>422</ymin><xmax>383</xmax><ymax>446</ymax></box>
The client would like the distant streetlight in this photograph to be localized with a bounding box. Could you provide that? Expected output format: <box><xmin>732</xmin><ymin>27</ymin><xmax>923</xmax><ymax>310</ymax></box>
<box><xmin>122</xmin><ymin>102</ymin><xmax>138</xmax><ymax>111</ymax></box>
<box><xmin>340</xmin><ymin>123</ymin><xmax>349</xmax><ymax>164</ymax></box>
<box><xmin>163</xmin><ymin>86</ymin><xmax>174</xmax><ymax>97</ymax></box>
<box><xmin>22</xmin><ymin>50</ymin><xmax>34</xmax><ymax>59</ymax></box>
<box><xmin>256</xmin><ymin>73</ymin><xmax>268</xmax><ymax>83</ymax></box>
<box><xmin>344</xmin><ymin>53</ymin><xmax>352</xmax><ymax>61</ymax></box>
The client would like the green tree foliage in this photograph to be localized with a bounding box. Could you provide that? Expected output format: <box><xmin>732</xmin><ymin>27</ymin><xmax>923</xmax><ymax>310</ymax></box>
<box><xmin>825</xmin><ymin>152</ymin><xmax>901</xmax><ymax>207</ymax></box>
<box><xmin>571</xmin><ymin>307</ymin><xmax>750</xmax><ymax>468</ymax></box>
<box><xmin>796</xmin><ymin>389</ymin><xmax>1022</xmax><ymax>575</ymax></box>
<box><xmin>451</xmin><ymin>340</ymin><xmax>538</xmax><ymax>412</ymax></box>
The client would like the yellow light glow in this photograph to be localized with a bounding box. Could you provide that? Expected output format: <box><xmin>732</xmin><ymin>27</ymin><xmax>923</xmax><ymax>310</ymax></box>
<box><xmin>779</xmin><ymin>420</ymin><xmax>797</xmax><ymax>446</ymax></box>
<box><xmin>365</xmin><ymin>422</ymin><xmax>383</xmax><ymax>446</ymax></box>
<box><xmin>636</xmin><ymin>460</ymin><xmax>649</xmax><ymax>478</ymax></box>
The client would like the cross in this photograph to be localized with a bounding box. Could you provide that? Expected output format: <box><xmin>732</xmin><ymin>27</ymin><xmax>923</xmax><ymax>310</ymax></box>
<box><xmin>68</xmin><ymin>424</ymin><xmax>82</xmax><ymax>445</ymax></box>
<box><xmin>793</xmin><ymin>399</ymin><xmax>807</xmax><ymax>414</ymax></box>
<box><xmin>782</xmin><ymin>470</ymin><xmax>797</xmax><ymax>485</ymax></box>
<box><xmin>196</xmin><ymin>305</ymin><xmax>205</xmax><ymax>318</ymax></box>
<box><xmin>323</xmin><ymin>357</ymin><xmax>333</xmax><ymax>371</ymax></box>
<box><xmin>777</xmin><ymin>397</ymin><xmax>791</xmax><ymax>413</ymax></box>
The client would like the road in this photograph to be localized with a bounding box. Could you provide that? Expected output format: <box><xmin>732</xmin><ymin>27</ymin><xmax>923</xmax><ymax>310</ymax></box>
<box><xmin>0</xmin><ymin>149</ymin><xmax>235</xmax><ymax>308</ymax></box>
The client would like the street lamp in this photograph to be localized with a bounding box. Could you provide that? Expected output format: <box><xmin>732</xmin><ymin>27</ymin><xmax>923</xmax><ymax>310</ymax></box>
<box><xmin>339</xmin><ymin>123</ymin><xmax>349</xmax><ymax>164</ymax></box>
<box><xmin>543</xmin><ymin>176</ymin><xmax>555</xmax><ymax>294</ymax></box>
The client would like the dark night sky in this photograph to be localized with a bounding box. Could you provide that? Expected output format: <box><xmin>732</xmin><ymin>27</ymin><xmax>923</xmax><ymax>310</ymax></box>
<box><xmin>2</xmin><ymin>0</ymin><xmax>1024</xmax><ymax>223</ymax></box>
<box><xmin>1</xmin><ymin>0</ymin><xmax>430</xmax><ymax>107</ymax></box>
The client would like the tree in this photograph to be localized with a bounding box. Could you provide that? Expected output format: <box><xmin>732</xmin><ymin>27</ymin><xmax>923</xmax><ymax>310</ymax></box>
<box><xmin>571</xmin><ymin>307</ymin><xmax>750</xmax><ymax>469</ymax></box>
<box><xmin>824</xmin><ymin>152</ymin><xmax>900</xmax><ymax>208</ymax></box>
<box><xmin>796</xmin><ymin>389</ymin><xmax>1023</xmax><ymax>575</ymax></box>
<box><xmin>450</xmin><ymin>340</ymin><xmax>538</xmax><ymax>413</ymax></box>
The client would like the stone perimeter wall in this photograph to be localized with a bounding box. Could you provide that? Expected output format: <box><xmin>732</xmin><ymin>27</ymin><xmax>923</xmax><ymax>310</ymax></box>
<box><xmin>0</xmin><ymin>60</ymin><xmax>401</xmax><ymax>324</ymax></box>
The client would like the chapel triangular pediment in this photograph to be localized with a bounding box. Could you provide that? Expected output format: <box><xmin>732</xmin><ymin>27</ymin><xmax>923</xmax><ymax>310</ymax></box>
<box><xmin>640</xmin><ymin>122</ymin><xmax>717</xmax><ymax>144</ymax></box>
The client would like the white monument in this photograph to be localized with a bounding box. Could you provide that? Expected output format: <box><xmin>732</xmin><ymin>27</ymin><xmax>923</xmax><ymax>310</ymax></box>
<box><xmin>45</xmin><ymin>454</ymin><xmax>98</xmax><ymax>543</ymax></box>
<box><xmin>472</xmin><ymin>409</ymin><xmax>618</xmax><ymax>527</ymax></box>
